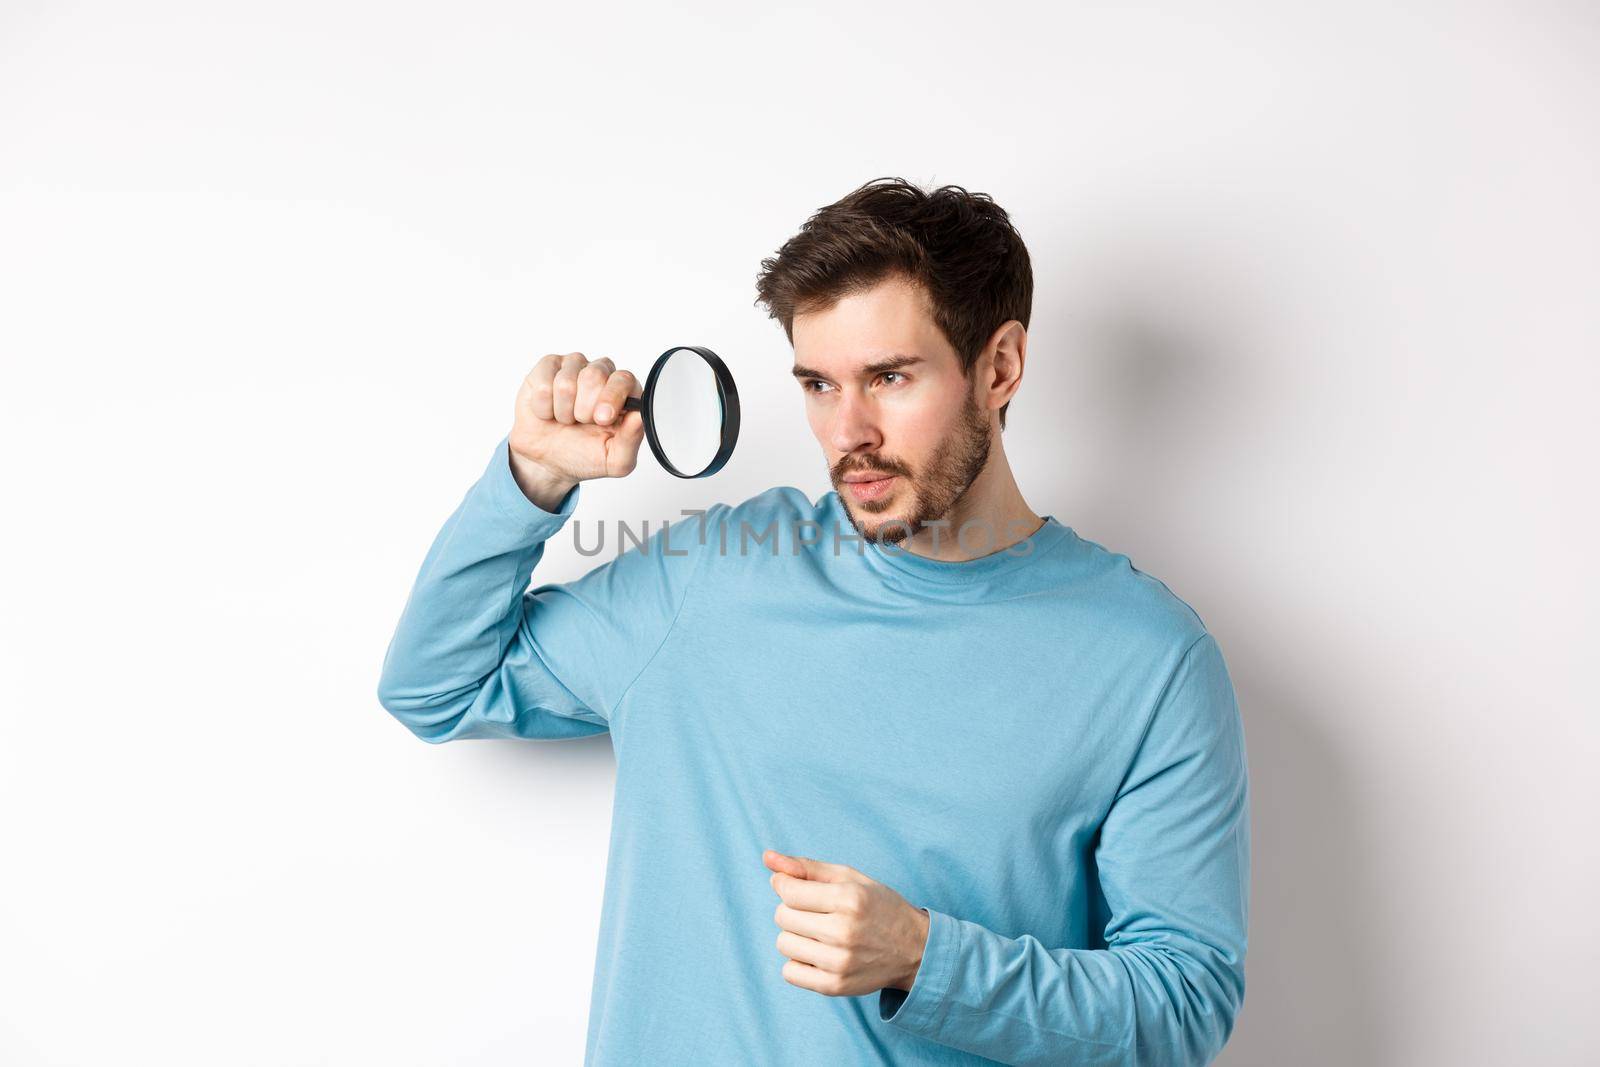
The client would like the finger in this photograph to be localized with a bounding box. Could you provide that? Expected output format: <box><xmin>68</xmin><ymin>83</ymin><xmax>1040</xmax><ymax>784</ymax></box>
<box><xmin>773</xmin><ymin>902</ymin><xmax>846</xmax><ymax>946</ymax></box>
<box><xmin>551</xmin><ymin>352</ymin><xmax>586</xmax><ymax>425</ymax></box>
<box><xmin>573</xmin><ymin>357</ymin><xmax>615</xmax><ymax>424</ymax></box>
<box><xmin>770</xmin><ymin>871</ymin><xmax>851</xmax><ymax>914</ymax></box>
<box><xmin>763</xmin><ymin>850</ymin><xmax>809</xmax><ymax>879</ymax></box>
<box><xmin>593</xmin><ymin>369</ymin><xmax>640</xmax><ymax>426</ymax></box>
<box><xmin>612</xmin><ymin>380</ymin><xmax>647</xmax><ymax>458</ymax></box>
<box><xmin>521</xmin><ymin>353</ymin><xmax>566</xmax><ymax>422</ymax></box>
<box><xmin>788</xmin><ymin>854</ymin><xmax>866</xmax><ymax>885</ymax></box>
<box><xmin>775</xmin><ymin>929</ymin><xmax>845</xmax><ymax>973</ymax></box>
<box><xmin>781</xmin><ymin>958</ymin><xmax>844</xmax><ymax>996</ymax></box>
<box><xmin>616</xmin><ymin>406</ymin><xmax>646</xmax><ymax>453</ymax></box>
<box><xmin>604</xmin><ymin>408</ymin><xmax>647</xmax><ymax>478</ymax></box>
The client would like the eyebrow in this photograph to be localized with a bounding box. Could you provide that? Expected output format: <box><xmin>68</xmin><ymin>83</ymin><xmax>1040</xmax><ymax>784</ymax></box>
<box><xmin>790</xmin><ymin>353</ymin><xmax>925</xmax><ymax>381</ymax></box>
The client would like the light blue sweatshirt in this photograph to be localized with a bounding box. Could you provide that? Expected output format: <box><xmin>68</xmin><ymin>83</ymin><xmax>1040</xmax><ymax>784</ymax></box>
<box><xmin>377</xmin><ymin>435</ymin><xmax>1250</xmax><ymax>1066</ymax></box>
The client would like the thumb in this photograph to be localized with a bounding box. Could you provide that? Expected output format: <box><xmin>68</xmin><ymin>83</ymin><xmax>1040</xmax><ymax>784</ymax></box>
<box><xmin>605</xmin><ymin>409</ymin><xmax>647</xmax><ymax>476</ymax></box>
<box><xmin>619</xmin><ymin>407</ymin><xmax>646</xmax><ymax>453</ymax></box>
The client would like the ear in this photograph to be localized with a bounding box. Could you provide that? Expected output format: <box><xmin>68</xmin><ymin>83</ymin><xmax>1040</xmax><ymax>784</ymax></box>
<box><xmin>979</xmin><ymin>320</ymin><xmax>1027</xmax><ymax>412</ymax></box>
<box><xmin>990</xmin><ymin>320</ymin><xmax>1026</xmax><ymax>392</ymax></box>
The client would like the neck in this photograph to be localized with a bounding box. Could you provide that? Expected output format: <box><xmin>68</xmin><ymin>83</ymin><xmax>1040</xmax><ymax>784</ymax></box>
<box><xmin>900</xmin><ymin>441</ymin><xmax>1042</xmax><ymax>562</ymax></box>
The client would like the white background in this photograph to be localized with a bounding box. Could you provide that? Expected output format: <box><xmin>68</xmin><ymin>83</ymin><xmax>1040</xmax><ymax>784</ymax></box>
<box><xmin>2</xmin><ymin>2</ymin><xmax>1596</xmax><ymax>1064</ymax></box>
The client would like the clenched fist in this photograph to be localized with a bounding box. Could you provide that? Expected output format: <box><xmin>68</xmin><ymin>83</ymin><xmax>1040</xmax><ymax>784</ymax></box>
<box><xmin>508</xmin><ymin>352</ymin><xmax>646</xmax><ymax>508</ymax></box>
<box><xmin>764</xmin><ymin>849</ymin><xmax>929</xmax><ymax>999</ymax></box>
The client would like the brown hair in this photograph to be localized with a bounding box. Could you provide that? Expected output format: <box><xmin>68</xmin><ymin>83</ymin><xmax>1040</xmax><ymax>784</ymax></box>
<box><xmin>753</xmin><ymin>176</ymin><xmax>1033</xmax><ymax>430</ymax></box>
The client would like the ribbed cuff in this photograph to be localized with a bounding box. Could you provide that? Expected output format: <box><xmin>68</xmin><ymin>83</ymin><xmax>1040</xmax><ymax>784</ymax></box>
<box><xmin>878</xmin><ymin>906</ymin><xmax>957</xmax><ymax>1039</ymax></box>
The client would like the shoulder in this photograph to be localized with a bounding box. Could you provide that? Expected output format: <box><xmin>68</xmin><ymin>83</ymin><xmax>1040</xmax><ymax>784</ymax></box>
<box><xmin>1057</xmin><ymin>528</ymin><xmax>1213</xmax><ymax>656</ymax></box>
<box><xmin>1055</xmin><ymin>531</ymin><xmax>1238</xmax><ymax>733</ymax></box>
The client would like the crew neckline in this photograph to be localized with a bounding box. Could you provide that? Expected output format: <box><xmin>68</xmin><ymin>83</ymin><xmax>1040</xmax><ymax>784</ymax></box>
<box><xmin>822</xmin><ymin>491</ymin><xmax>1073</xmax><ymax>585</ymax></box>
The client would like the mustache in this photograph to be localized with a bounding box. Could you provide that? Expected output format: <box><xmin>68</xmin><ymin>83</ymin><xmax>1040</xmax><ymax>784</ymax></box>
<box><xmin>834</xmin><ymin>459</ymin><xmax>909</xmax><ymax>480</ymax></box>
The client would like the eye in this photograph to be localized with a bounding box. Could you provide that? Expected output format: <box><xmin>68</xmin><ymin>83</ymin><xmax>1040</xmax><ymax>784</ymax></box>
<box><xmin>801</xmin><ymin>379</ymin><xmax>832</xmax><ymax>394</ymax></box>
<box><xmin>878</xmin><ymin>371</ymin><xmax>907</xmax><ymax>386</ymax></box>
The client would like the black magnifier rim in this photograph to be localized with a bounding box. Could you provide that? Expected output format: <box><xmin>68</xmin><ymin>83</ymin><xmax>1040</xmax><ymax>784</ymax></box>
<box><xmin>625</xmin><ymin>345</ymin><xmax>740</xmax><ymax>479</ymax></box>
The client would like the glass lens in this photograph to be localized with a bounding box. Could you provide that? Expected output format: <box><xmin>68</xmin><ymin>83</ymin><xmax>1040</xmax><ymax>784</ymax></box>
<box><xmin>650</xmin><ymin>349</ymin><xmax>723</xmax><ymax>475</ymax></box>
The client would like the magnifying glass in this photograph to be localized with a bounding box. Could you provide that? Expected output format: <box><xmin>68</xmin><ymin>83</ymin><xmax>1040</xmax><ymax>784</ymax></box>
<box><xmin>620</xmin><ymin>345</ymin><xmax>741</xmax><ymax>479</ymax></box>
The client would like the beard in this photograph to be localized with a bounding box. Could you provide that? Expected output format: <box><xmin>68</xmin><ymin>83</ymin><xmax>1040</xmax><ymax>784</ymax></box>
<box><xmin>834</xmin><ymin>392</ymin><xmax>993</xmax><ymax>547</ymax></box>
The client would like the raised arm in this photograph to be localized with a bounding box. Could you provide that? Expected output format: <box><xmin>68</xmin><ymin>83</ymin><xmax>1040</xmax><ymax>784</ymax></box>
<box><xmin>376</xmin><ymin>352</ymin><xmax>714</xmax><ymax>742</ymax></box>
<box><xmin>879</xmin><ymin>633</ymin><xmax>1251</xmax><ymax>1066</ymax></box>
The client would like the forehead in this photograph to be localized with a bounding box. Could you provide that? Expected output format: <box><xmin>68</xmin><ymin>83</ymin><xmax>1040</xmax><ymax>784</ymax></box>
<box><xmin>790</xmin><ymin>275</ymin><xmax>953</xmax><ymax>374</ymax></box>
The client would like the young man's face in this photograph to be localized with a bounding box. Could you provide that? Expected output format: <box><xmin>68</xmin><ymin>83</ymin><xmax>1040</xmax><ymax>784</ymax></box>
<box><xmin>790</xmin><ymin>274</ymin><xmax>994</xmax><ymax>545</ymax></box>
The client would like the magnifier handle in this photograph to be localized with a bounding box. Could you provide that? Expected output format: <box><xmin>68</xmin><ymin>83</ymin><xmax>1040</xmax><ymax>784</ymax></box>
<box><xmin>622</xmin><ymin>395</ymin><xmax>644</xmax><ymax>412</ymax></box>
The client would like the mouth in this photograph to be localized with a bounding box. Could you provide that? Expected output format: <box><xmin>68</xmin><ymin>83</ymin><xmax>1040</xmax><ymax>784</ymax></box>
<box><xmin>843</xmin><ymin>475</ymin><xmax>897</xmax><ymax>502</ymax></box>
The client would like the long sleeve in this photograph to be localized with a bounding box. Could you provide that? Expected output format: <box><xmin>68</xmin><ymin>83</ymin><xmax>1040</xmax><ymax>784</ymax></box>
<box><xmin>878</xmin><ymin>633</ymin><xmax>1250</xmax><ymax>1066</ymax></box>
<box><xmin>376</xmin><ymin>433</ymin><xmax>716</xmax><ymax>743</ymax></box>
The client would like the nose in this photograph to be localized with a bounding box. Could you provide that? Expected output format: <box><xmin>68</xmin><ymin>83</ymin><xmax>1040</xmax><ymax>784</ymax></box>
<box><xmin>828</xmin><ymin>390</ymin><xmax>881</xmax><ymax>455</ymax></box>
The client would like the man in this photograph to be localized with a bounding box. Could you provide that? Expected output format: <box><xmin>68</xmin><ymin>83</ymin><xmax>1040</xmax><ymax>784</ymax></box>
<box><xmin>377</xmin><ymin>177</ymin><xmax>1250</xmax><ymax>1065</ymax></box>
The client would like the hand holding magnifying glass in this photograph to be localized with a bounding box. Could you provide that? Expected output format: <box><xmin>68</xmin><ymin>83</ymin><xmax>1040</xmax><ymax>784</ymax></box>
<box><xmin>509</xmin><ymin>346</ymin><xmax>741</xmax><ymax>505</ymax></box>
